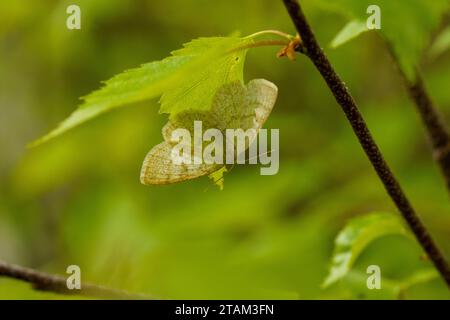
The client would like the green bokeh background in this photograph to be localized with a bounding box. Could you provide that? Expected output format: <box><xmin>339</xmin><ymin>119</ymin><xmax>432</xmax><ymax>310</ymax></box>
<box><xmin>1</xmin><ymin>0</ymin><xmax>450</xmax><ymax>299</ymax></box>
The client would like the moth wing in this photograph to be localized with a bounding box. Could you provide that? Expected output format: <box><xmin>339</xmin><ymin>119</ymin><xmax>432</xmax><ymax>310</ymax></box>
<box><xmin>239</xmin><ymin>79</ymin><xmax>278</xmax><ymax>131</ymax></box>
<box><xmin>160</xmin><ymin>79</ymin><xmax>275</xmax><ymax>139</ymax></box>
<box><xmin>162</xmin><ymin>111</ymin><xmax>214</xmax><ymax>143</ymax></box>
<box><xmin>140</xmin><ymin>142</ymin><xmax>219</xmax><ymax>185</ymax></box>
<box><xmin>142</xmin><ymin>110</ymin><xmax>219</xmax><ymax>185</ymax></box>
<box><xmin>209</xmin><ymin>81</ymin><xmax>247</xmax><ymax>130</ymax></box>
<box><xmin>207</xmin><ymin>79</ymin><xmax>278</xmax><ymax>153</ymax></box>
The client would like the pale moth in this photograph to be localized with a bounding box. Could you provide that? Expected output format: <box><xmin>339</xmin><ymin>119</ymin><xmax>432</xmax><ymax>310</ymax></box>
<box><xmin>140</xmin><ymin>79</ymin><xmax>278</xmax><ymax>185</ymax></box>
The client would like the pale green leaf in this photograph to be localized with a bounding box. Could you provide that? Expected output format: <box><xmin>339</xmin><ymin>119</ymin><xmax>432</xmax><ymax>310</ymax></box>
<box><xmin>323</xmin><ymin>212</ymin><xmax>412</xmax><ymax>288</ymax></box>
<box><xmin>337</xmin><ymin>270</ymin><xmax>402</xmax><ymax>299</ymax></box>
<box><xmin>429</xmin><ymin>25</ymin><xmax>450</xmax><ymax>59</ymax></box>
<box><xmin>331</xmin><ymin>20</ymin><xmax>368</xmax><ymax>48</ymax></box>
<box><xmin>31</xmin><ymin>36</ymin><xmax>252</xmax><ymax>146</ymax></box>
<box><xmin>399</xmin><ymin>268</ymin><xmax>439</xmax><ymax>292</ymax></box>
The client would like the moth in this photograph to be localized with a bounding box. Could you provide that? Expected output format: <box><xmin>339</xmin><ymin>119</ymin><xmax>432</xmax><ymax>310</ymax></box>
<box><xmin>140</xmin><ymin>79</ymin><xmax>278</xmax><ymax>185</ymax></box>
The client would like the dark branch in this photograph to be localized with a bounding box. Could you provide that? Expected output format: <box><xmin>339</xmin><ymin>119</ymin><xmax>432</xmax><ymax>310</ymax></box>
<box><xmin>282</xmin><ymin>0</ymin><xmax>450</xmax><ymax>288</ymax></box>
<box><xmin>0</xmin><ymin>260</ymin><xmax>155</xmax><ymax>299</ymax></box>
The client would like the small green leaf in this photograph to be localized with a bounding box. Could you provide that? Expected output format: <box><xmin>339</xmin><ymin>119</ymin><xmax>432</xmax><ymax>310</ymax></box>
<box><xmin>31</xmin><ymin>36</ymin><xmax>253</xmax><ymax>146</ymax></box>
<box><xmin>340</xmin><ymin>270</ymin><xmax>402</xmax><ymax>299</ymax></box>
<box><xmin>429</xmin><ymin>25</ymin><xmax>450</xmax><ymax>59</ymax></box>
<box><xmin>312</xmin><ymin>0</ymin><xmax>450</xmax><ymax>80</ymax></box>
<box><xmin>399</xmin><ymin>268</ymin><xmax>439</xmax><ymax>292</ymax></box>
<box><xmin>323</xmin><ymin>212</ymin><xmax>412</xmax><ymax>288</ymax></box>
<box><xmin>208</xmin><ymin>166</ymin><xmax>228</xmax><ymax>190</ymax></box>
<box><xmin>331</xmin><ymin>20</ymin><xmax>368</xmax><ymax>48</ymax></box>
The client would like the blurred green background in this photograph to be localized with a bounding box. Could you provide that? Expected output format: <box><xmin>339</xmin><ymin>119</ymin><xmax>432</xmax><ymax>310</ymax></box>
<box><xmin>1</xmin><ymin>0</ymin><xmax>450</xmax><ymax>299</ymax></box>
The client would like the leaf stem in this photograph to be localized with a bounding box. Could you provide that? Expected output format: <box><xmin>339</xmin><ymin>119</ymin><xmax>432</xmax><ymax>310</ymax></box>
<box><xmin>229</xmin><ymin>40</ymin><xmax>289</xmax><ymax>53</ymax></box>
<box><xmin>245</xmin><ymin>29</ymin><xmax>294</xmax><ymax>40</ymax></box>
<box><xmin>282</xmin><ymin>0</ymin><xmax>450</xmax><ymax>289</ymax></box>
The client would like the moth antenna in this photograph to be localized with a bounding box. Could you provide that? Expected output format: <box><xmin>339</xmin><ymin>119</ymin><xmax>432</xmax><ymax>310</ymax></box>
<box><xmin>247</xmin><ymin>149</ymin><xmax>275</xmax><ymax>162</ymax></box>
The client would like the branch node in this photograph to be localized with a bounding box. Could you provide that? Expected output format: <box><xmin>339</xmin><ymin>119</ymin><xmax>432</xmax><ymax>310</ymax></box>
<box><xmin>277</xmin><ymin>34</ymin><xmax>305</xmax><ymax>60</ymax></box>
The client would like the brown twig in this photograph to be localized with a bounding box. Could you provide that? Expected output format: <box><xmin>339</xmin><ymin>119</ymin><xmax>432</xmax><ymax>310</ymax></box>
<box><xmin>385</xmin><ymin>40</ymin><xmax>450</xmax><ymax>192</ymax></box>
<box><xmin>405</xmin><ymin>72</ymin><xmax>450</xmax><ymax>190</ymax></box>
<box><xmin>281</xmin><ymin>0</ymin><xmax>450</xmax><ymax>288</ymax></box>
<box><xmin>0</xmin><ymin>260</ymin><xmax>154</xmax><ymax>299</ymax></box>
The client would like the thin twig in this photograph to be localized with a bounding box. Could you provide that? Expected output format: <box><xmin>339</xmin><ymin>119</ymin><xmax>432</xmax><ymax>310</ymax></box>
<box><xmin>387</xmin><ymin>12</ymin><xmax>450</xmax><ymax>192</ymax></box>
<box><xmin>405</xmin><ymin>73</ymin><xmax>450</xmax><ymax>190</ymax></box>
<box><xmin>385</xmin><ymin>41</ymin><xmax>450</xmax><ymax>192</ymax></box>
<box><xmin>0</xmin><ymin>260</ymin><xmax>155</xmax><ymax>299</ymax></box>
<box><xmin>281</xmin><ymin>0</ymin><xmax>450</xmax><ymax>288</ymax></box>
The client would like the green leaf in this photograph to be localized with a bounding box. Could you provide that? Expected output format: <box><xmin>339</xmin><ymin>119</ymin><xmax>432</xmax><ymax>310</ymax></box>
<box><xmin>338</xmin><ymin>270</ymin><xmax>402</xmax><ymax>299</ymax></box>
<box><xmin>429</xmin><ymin>25</ymin><xmax>450</xmax><ymax>59</ymax></box>
<box><xmin>399</xmin><ymin>268</ymin><xmax>439</xmax><ymax>292</ymax></box>
<box><xmin>160</xmin><ymin>37</ymin><xmax>252</xmax><ymax>116</ymax></box>
<box><xmin>30</xmin><ymin>56</ymin><xmax>191</xmax><ymax>146</ymax></box>
<box><xmin>311</xmin><ymin>0</ymin><xmax>450</xmax><ymax>80</ymax></box>
<box><xmin>323</xmin><ymin>212</ymin><xmax>412</xmax><ymax>288</ymax></box>
<box><xmin>31</xmin><ymin>36</ymin><xmax>252</xmax><ymax>146</ymax></box>
<box><xmin>331</xmin><ymin>20</ymin><xmax>368</xmax><ymax>48</ymax></box>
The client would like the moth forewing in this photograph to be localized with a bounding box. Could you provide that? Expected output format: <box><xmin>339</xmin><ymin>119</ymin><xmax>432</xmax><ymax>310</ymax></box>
<box><xmin>245</xmin><ymin>79</ymin><xmax>278</xmax><ymax>131</ymax></box>
<box><xmin>140</xmin><ymin>142</ymin><xmax>219</xmax><ymax>185</ymax></box>
<box><xmin>228</xmin><ymin>79</ymin><xmax>278</xmax><ymax>164</ymax></box>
